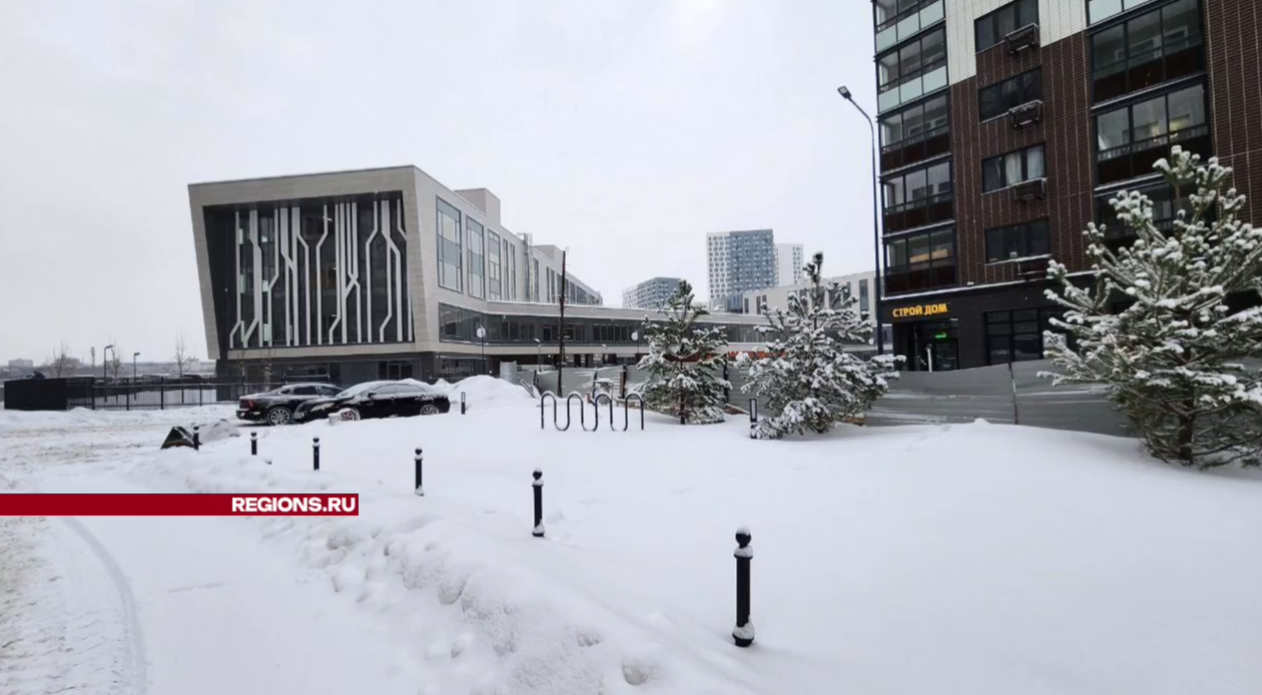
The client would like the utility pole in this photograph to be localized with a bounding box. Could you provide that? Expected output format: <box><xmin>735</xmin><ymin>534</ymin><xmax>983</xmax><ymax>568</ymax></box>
<box><xmin>558</xmin><ymin>249</ymin><xmax>567</xmax><ymax>395</ymax></box>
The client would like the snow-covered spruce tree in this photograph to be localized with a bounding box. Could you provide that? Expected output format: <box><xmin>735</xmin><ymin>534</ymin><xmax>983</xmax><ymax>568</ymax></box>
<box><xmin>636</xmin><ymin>280</ymin><xmax>730</xmax><ymax>424</ymax></box>
<box><xmin>1043</xmin><ymin>146</ymin><xmax>1262</xmax><ymax>469</ymax></box>
<box><xmin>737</xmin><ymin>252</ymin><xmax>901</xmax><ymax>439</ymax></box>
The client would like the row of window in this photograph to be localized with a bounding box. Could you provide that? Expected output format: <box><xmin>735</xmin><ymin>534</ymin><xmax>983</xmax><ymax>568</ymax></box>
<box><xmin>438</xmin><ymin>304</ymin><xmax>765</xmax><ymax>345</ymax></box>
<box><xmin>440</xmin><ymin>196</ymin><xmax>606</xmax><ymax>306</ymax></box>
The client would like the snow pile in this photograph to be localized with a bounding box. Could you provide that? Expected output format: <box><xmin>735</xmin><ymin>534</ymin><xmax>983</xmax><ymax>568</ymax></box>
<box><xmin>445</xmin><ymin>375</ymin><xmax>533</xmax><ymax>409</ymax></box>
<box><xmin>9</xmin><ymin>402</ymin><xmax>1257</xmax><ymax>695</ymax></box>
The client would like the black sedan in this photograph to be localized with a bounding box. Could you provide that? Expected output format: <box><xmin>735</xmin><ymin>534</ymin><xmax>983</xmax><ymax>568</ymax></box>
<box><xmin>237</xmin><ymin>383</ymin><xmax>343</xmax><ymax>425</ymax></box>
<box><xmin>293</xmin><ymin>380</ymin><xmax>451</xmax><ymax>423</ymax></box>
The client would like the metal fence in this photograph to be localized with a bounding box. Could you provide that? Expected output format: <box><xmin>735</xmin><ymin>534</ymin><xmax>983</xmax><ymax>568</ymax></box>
<box><xmin>71</xmin><ymin>380</ymin><xmax>279</xmax><ymax>411</ymax></box>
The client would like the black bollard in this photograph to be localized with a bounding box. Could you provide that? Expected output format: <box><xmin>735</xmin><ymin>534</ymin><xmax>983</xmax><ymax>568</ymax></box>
<box><xmin>460</xmin><ymin>392</ymin><xmax>467</xmax><ymax>415</ymax></box>
<box><xmin>733</xmin><ymin>526</ymin><xmax>754</xmax><ymax>647</ymax></box>
<box><xmin>531</xmin><ymin>469</ymin><xmax>545</xmax><ymax>538</ymax></box>
<box><xmin>414</xmin><ymin>448</ymin><xmax>424</xmax><ymax>497</ymax></box>
<box><xmin>250</xmin><ymin>431</ymin><xmax>258</xmax><ymax>456</ymax></box>
<box><xmin>193</xmin><ymin>426</ymin><xmax>201</xmax><ymax>451</ymax></box>
<box><xmin>748</xmin><ymin>399</ymin><xmax>759</xmax><ymax>440</ymax></box>
<box><xmin>312</xmin><ymin>437</ymin><xmax>320</xmax><ymax>471</ymax></box>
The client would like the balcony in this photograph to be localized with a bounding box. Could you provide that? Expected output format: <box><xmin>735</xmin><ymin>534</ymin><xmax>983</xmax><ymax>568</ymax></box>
<box><xmin>1093</xmin><ymin>37</ymin><xmax>1205</xmax><ymax>103</ymax></box>
<box><xmin>884</xmin><ymin>265</ymin><xmax>956</xmax><ymax>295</ymax></box>
<box><xmin>883</xmin><ymin>192</ymin><xmax>954</xmax><ymax>235</ymax></box>
<box><xmin>1096</xmin><ymin>125</ymin><xmax>1210</xmax><ymax>186</ymax></box>
<box><xmin>882</xmin><ymin>124</ymin><xmax>951</xmax><ymax>170</ymax></box>
<box><xmin>875</xmin><ymin>0</ymin><xmax>944</xmax><ymax>53</ymax></box>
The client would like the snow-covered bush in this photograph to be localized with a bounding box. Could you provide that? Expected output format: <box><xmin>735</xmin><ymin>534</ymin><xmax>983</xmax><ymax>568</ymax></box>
<box><xmin>1043</xmin><ymin>146</ymin><xmax>1262</xmax><ymax>469</ymax></box>
<box><xmin>738</xmin><ymin>252</ymin><xmax>901</xmax><ymax>439</ymax></box>
<box><xmin>637</xmin><ymin>280</ymin><xmax>730</xmax><ymax>424</ymax></box>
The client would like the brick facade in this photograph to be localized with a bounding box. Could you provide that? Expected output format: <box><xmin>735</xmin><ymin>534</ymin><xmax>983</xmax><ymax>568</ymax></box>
<box><xmin>950</xmin><ymin>33</ymin><xmax>1095</xmax><ymax>289</ymax></box>
<box><xmin>1205</xmin><ymin>0</ymin><xmax>1262</xmax><ymax>223</ymax></box>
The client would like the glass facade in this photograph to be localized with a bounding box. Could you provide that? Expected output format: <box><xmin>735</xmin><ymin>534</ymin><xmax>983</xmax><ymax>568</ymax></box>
<box><xmin>1089</xmin><ymin>0</ymin><xmax>1161</xmax><ymax>25</ymax></box>
<box><xmin>1091</xmin><ymin>0</ymin><xmax>1204</xmax><ymax>103</ymax></box>
<box><xmin>877</xmin><ymin>28</ymin><xmax>947</xmax><ymax>112</ymax></box>
<box><xmin>437</xmin><ymin>197</ymin><xmax>463</xmax><ymax>291</ymax></box>
<box><xmin>880</xmin><ymin>94</ymin><xmax>951</xmax><ymax>169</ymax></box>
<box><xmin>467</xmin><ymin>217</ymin><xmax>486</xmax><ymax>299</ymax></box>
<box><xmin>883</xmin><ymin>159</ymin><xmax>954</xmax><ymax>233</ymax></box>
<box><xmin>1095</xmin><ymin>82</ymin><xmax>1209</xmax><ymax>184</ymax></box>
<box><xmin>884</xmin><ymin>227</ymin><xmax>956</xmax><ymax>294</ymax></box>
<box><xmin>437</xmin><ymin>303</ymin><xmax>763</xmax><ymax>345</ymax></box>
<box><xmin>985</xmin><ymin>308</ymin><xmax>1063</xmax><ymax>364</ymax></box>
<box><xmin>875</xmin><ymin>0</ymin><xmax>945</xmax><ymax>52</ymax></box>
<box><xmin>204</xmin><ymin>191</ymin><xmax>411</xmax><ymax>350</ymax></box>
<box><xmin>487</xmin><ymin>230</ymin><xmax>502</xmax><ymax>300</ymax></box>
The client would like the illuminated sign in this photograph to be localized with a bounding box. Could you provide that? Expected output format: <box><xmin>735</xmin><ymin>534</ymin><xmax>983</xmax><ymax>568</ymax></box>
<box><xmin>892</xmin><ymin>302</ymin><xmax>949</xmax><ymax>319</ymax></box>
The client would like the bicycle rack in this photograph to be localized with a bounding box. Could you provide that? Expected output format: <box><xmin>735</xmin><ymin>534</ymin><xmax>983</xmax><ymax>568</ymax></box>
<box><xmin>624</xmin><ymin>393</ymin><xmax>645</xmax><ymax>431</ymax></box>
<box><xmin>594</xmin><ymin>393</ymin><xmax>615</xmax><ymax>431</ymax></box>
<box><xmin>573</xmin><ymin>393</ymin><xmax>596</xmax><ymax>432</ymax></box>
<box><xmin>540</xmin><ymin>392</ymin><xmax>571</xmax><ymax>431</ymax></box>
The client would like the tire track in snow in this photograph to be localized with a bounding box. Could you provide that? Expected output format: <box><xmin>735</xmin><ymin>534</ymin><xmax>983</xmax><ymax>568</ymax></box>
<box><xmin>61</xmin><ymin>518</ymin><xmax>149</xmax><ymax>695</ymax></box>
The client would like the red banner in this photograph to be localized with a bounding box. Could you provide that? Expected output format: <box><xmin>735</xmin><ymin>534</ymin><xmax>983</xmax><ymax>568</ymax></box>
<box><xmin>0</xmin><ymin>493</ymin><xmax>359</xmax><ymax>517</ymax></box>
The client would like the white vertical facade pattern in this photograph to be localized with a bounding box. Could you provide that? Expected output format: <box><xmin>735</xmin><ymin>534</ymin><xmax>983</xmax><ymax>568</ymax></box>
<box><xmin>220</xmin><ymin>192</ymin><xmax>413</xmax><ymax>353</ymax></box>
<box><xmin>945</xmin><ymin>0</ymin><xmax>1084</xmax><ymax>85</ymax></box>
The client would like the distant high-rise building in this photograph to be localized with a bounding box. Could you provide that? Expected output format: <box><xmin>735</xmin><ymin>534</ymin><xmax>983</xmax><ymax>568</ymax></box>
<box><xmin>706</xmin><ymin>229</ymin><xmax>776</xmax><ymax>310</ymax></box>
<box><xmin>622</xmin><ymin>277</ymin><xmax>684</xmax><ymax>310</ymax></box>
<box><xmin>774</xmin><ymin>243</ymin><xmax>805</xmax><ymax>286</ymax></box>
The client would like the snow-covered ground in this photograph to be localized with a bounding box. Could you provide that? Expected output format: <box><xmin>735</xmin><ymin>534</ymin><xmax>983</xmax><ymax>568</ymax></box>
<box><xmin>3</xmin><ymin>376</ymin><xmax>1262</xmax><ymax>694</ymax></box>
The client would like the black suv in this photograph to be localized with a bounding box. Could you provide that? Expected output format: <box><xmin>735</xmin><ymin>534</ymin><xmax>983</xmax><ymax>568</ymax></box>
<box><xmin>237</xmin><ymin>383</ymin><xmax>343</xmax><ymax>425</ymax></box>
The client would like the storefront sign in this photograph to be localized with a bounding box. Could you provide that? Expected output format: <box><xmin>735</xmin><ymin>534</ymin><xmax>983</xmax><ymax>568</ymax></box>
<box><xmin>892</xmin><ymin>302</ymin><xmax>950</xmax><ymax>320</ymax></box>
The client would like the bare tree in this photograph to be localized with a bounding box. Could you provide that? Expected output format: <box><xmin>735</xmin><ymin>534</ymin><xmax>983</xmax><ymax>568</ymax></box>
<box><xmin>44</xmin><ymin>342</ymin><xmax>74</xmax><ymax>377</ymax></box>
<box><xmin>173</xmin><ymin>332</ymin><xmax>196</xmax><ymax>379</ymax></box>
<box><xmin>107</xmin><ymin>347</ymin><xmax>124</xmax><ymax>381</ymax></box>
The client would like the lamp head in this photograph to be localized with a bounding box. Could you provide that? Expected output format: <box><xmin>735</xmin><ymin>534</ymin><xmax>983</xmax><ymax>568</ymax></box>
<box><xmin>837</xmin><ymin>86</ymin><xmax>852</xmax><ymax>100</ymax></box>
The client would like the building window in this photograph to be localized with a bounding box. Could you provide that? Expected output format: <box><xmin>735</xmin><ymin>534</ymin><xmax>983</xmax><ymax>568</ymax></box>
<box><xmin>982</xmin><ymin>144</ymin><xmax>1045</xmax><ymax>192</ymax></box>
<box><xmin>532</xmin><ymin>259</ymin><xmax>540</xmax><ymax>301</ymax></box>
<box><xmin>978</xmin><ymin>68</ymin><xmax>1042</xmax><ymax>122</ymax></box>
<box><xmin>1089</xmin><ymin>0</ymin><xmax>1161</xmax><ymax>25</ymax></box>
<box><xmin>1096</xmin><ymin>183</ymin><xmax>1196</xmax><ymax>251</ymax></box>
<box><xmin>1095</xmin><ymin>82</ymin><xmax>1209</xmax><ymax>185</ymax></box>
<box><xmin>1091</xmin><ymin>0</ymin><xmax>1204</xmax><ymax>103</ymax></box>
<box><xmin>859</xmin><ymin>278</ymin><xmax>870</xmax><ymax>313</ymax></box>
<box><xmin>985</xmin><ymin>308</ymin><xmax>1062</xmax><ymax>364</ymax></box>
<box><xmin>975</xmin><ymin>0</ymin><xmax>1039</xmax><ymax>52</ymax></box>
<box><xmin>879</xmin><ymin>95</ymin><xmax>951</xmax><ymax>169</ymax></box>
<box><xmin>985</xmin><ymin>220</ymin><xmax>1050</xmax><ymax>262</ymax></box>
<box><xmin>486</xmin><ymin>230</ymin><xmax>502</xmax><ymax>300</ymax></box>
<box><xmin>466</xmin><ymin>218</ymin><xmax>486</xmax><ymax>299</ymax></box>
<box><xmin>438</xmin><ymin>303</ymin><xmax>484</xmax><ymax>342</ymax></box>
<box><xmin>884</xmin><ymin>227</ymin><xmax>956</xmax><ymax>294</ymax></box>
<box><xmin>377</xmin><ymin>360</ymin><xmax>414</xmax><ymax>380</ymax></box>
<box><xmin>874</xmin><ymin>0</ymin><xmax>945</xmax><ymax>52</ymax></box>
<box><xmin>882</xmin><ymin>159</ymin><xmax>953</xmax><ymax>233</ymax></box>
<box><xmin>877</xmin><ymin>28</ymin><xmax>947</xmax><ymax>112</ymax></box>
<box><xmin>437</xmin><ymin>197</ymin><xmax>463</xmax><ymax>292</ymax></box>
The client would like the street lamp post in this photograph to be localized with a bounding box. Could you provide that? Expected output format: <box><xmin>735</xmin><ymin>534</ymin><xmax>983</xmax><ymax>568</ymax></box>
<box><xmin>632</xmin><ymin>330</ymin><xmax>640</xmax><ymax>364</ymax></box>
<box><xmin>534</xmin><ymin>338</ymin><xmax>542</xmax><ymax>366</ymax></box>
<box><xmin>601</xmin><ymin>344</ymin><xmax>607</xmax><ymax>366</ymax></box>
<box><xmin>102</xmin><ymin>344</ymin><xmax>114</xmax><ymax>381</ymax></box>
<box><xmin>476</xmin><ymin>326</ymin><xmax>487</xmax><ymax>373</ymax></box>
<box><xmin>837</xmin><ymin>85</ymin><xmax>885</xmax><ymax>356</ymax></box>
<box><xmin>132</xmin><ymin>352</ymin><xmax>140</xmax><ymax>382</ymax></box>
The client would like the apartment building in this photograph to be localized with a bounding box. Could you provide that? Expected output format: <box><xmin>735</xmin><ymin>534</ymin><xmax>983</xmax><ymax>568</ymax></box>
<box><xmin>622</xmin><ymin>277</ymin><xmax>685</xmax><ymax>310</ymax></box>
<box><xmin>872</xmin><ymin>0</ymin><xmax>1259</xmax><ymax>371</ymax></box>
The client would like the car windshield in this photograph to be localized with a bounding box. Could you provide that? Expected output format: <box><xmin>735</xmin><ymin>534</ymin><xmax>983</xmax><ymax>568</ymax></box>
<box><xmin>334</xmin><ymin>381</ymin><xmax>390</xmax><ymax>398</ymax></box>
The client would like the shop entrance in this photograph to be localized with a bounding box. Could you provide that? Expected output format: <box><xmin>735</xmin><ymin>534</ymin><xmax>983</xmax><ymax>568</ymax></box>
<box><xmin>893</xmin><ymin>319</ymin><xmax>959</xmax><ymax>372</ymax></box>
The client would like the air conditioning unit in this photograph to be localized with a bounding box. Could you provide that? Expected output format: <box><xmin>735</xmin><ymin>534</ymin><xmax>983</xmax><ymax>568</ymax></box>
<box><xmin>1005</xmin><ymin>23</ymin><xmax>1040</xmax><ymax>54</ymax></box>
<box><xmin>1017</xmin><ymin>257</ymin><xmax>1050</xmax><ymax>278</ymax></box>
<box><xmin>1009</xmin><ymin>99</ymin><xmax>1043</xmax><ymax>129</ymax></box>
<box><xmin>1011</xmin><ymin>177</ymin><xmax>1047</xmax><ymax>202</ymax></box>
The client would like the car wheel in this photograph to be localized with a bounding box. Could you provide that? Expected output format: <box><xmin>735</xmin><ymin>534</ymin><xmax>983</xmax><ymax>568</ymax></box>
<box><xmin>420</xmin><ymin>404</ymin><xmax>440</xmax><ymax>416</ymax></box>
<box><xmin>266</xmin><ymin>406</ymin><xmax>293</xmax><ymax>426</ymax></box>
<box><xmin>342</xmin><ymin>407</ymin><xmax>361</xmax><ymax>421</ymax></box>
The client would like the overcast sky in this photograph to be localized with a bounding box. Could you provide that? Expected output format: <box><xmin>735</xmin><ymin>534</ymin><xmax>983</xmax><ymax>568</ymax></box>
<box><xmin>0</xmin><ymin>0</ymin><xmax>876</xmax><ymax>365</ymax></box>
